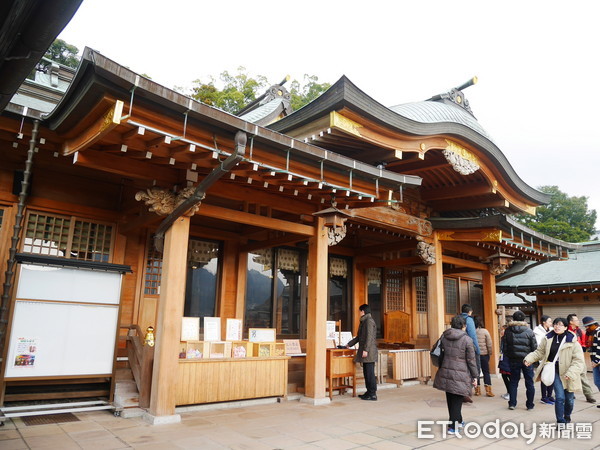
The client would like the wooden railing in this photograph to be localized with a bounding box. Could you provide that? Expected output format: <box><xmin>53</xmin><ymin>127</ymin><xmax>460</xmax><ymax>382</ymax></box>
<box><xmin>125</xmin><ymin>325</ymin><xmax>154</xmax><ymax>409</ymax></box>
<box><xmin>389</xmin><ymin>349</ymin><xmax>431</xmax><ymax>384</ymax></box>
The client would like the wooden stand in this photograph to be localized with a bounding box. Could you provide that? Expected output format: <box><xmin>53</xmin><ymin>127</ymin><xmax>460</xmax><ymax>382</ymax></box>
<box><xmin>326</xmin><ymin>348</ymin><xmax>356</xmax><ymax>400</ymax></box>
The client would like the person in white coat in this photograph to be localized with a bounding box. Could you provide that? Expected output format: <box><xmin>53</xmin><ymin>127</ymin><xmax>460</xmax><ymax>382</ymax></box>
<box><xmin>533</xmin><ymin>315</ymin><xmax>554</xmax><ymax>404</ymax></box>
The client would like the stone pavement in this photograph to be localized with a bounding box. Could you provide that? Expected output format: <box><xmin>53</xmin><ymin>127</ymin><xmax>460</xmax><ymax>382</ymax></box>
<box><xmin>1</xmin><ymin>377</ymin><xmax>599</xmax><ymax>449</ymax></box>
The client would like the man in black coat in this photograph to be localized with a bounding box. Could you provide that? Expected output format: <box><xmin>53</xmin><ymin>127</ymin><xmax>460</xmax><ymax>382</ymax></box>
<box><xmin>347</xmin><ymin>304</ymin><xmax>378</xmax><ymax>400</ymax></box>
<box><xmin>502</xmin><ymin>310</ymin><xmax>537</xmax><ymax>410</ymax></box>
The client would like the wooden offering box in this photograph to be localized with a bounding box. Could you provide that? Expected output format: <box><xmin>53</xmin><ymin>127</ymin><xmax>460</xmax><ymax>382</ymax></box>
<box><xmin>208</xmin><ymin>341</ymin><xmax>232</xmax><ymax>359</ymax></box>
<box><xmin>181</xmin><ymin>340</ymin><xmax>209</xmax><ymax>359</ymax></box>
<box><xmin>231</xmin><ymin>341</ymin><xmax>253</xmax><ymax>358</ymax></box>
<box><xmin>326</xmin><ymin>348</ymin><xmax>356</xmax><ymax>399</ymax></box>
<box><xmin>252</xmin><ymin>342</ymin><xmax>286</xmax><ymax>357</ymax></box>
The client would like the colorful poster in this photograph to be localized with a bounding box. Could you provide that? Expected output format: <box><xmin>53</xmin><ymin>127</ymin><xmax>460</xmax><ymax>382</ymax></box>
<box><xmin>13</xmin><ymin>337</ymin><xmax>38</xmax><ymax>368</ymax></box>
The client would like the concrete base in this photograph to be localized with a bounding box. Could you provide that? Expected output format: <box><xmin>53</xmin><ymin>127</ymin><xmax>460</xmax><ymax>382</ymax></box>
<box><xmin>299</xmin><ymin>396</ymin><xmax>331</xmax><ymax>406</ymax></box>
<box><xmin>142</xmin><ymin>412</ymin><xmax>181</xmax><ymax>425</ymax></box>
<box><xmin>120</xmin><ymin>407</ymin><xmax>145</xmax><ymax>419</ymax></box>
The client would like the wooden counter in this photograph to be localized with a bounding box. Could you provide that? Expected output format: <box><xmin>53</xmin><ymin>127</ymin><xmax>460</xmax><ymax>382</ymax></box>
<box><xmin>176</xmin><ymin>356</ymin><xmax>289</xmax><ymax>405</ymax></box>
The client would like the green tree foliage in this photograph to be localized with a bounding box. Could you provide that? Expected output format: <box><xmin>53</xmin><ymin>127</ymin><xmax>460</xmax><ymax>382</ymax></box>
<box><xmin>190</xmin><ymin>68</ymin><xmax>329</xmax><ymax>114</ymax></box>
<box><xmin>515</xmin><ymin>185</ymin><xmax>597</xmax><ymax>242</ymax></box>
<box><xmin>290</xmin><ymin>75</ymin><xmax>331</xmax><ymax>111</ymax></box>
<box><xmin>191</xmin><ymin>67</ymin><xmax>268</xmax><ymax>114</ymax></box>
<box><xmin>44</xmin><ymin>39</ymin><xmax>80</xmax><ymax>68</ymax></box>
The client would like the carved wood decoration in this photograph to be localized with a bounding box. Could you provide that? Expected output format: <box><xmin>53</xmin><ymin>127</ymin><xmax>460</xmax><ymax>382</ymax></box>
<box><xmin>135</xmin><ymin>187</ymin><xmax>200</xmax><ymax>216</ymax></box>
<box><xmin>327</xmin><ymin>224</ymin><xmax>347</xmax><ymax>246</ymax></box>
<box><xmin>416</xmin><ymin>240</ymin><xmax>436</xmax><ymax>265</ymax></box>
<box><xmin>443</xmin><ymin>140</ymin><xmax>480</xmax><ymax>175</ymax></box>
<box><xmin>489</xmin><ymin>263</ymin><xmax>509</xmax><ymax>275</ymax></box>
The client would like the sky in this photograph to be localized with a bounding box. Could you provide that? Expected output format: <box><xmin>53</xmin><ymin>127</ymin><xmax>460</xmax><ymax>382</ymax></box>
<box><xmin>58</xmin><ymin>0</ymin><xmax>599</xmax><ymax>229</ymax></box>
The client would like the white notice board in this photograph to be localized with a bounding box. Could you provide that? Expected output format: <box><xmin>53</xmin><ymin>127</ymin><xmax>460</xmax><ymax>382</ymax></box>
<box><xmin>5</xmin><ymin>300</ymin><xmax>119</xmax><ymax>378</ymax></box>
<box><xmin>17</xmin><ymin>265</ymin><xmax>121</xmax><ymax>304</ymax></box>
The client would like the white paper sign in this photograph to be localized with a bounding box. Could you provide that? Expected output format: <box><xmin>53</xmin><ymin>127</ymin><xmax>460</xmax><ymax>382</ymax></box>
<box><xmin>340</xmin><ymin>331</ymin><xmax>355</xmax><ymax>348</ymax></box>
<box><xmin>283</xmin><ymin>339</ymin><xmax>302</xmax><ymax>355</ymax></box>
<box><xmin>225</xmin><ymin>318</ymin><xmax>242</xmax><ymax>341</ymax></box>
<box><xmin>249</xmin><ymin>328</ymin><xmax>276</xmax><ymax>342</ymax></box>
<box><xmin>203</xmin><ymin>317</ymin><xmax>221</xmax><ymax>341</ymax></box>
<box><xmin>326</xmin><ymin>321</ymin><xmax>337</xmax><ymax>340</ymax></box>
<box><xmin>181</xmin><ymin>317</ymin><xmax>200</xmax><ymax>341</ymax></box>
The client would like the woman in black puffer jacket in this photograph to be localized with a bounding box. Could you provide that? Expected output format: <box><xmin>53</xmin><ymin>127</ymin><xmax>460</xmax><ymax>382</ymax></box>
<box><xmin>433</xmin><ymin>315</ymin><xmax>479</xmax><ymax>433</ymax></box>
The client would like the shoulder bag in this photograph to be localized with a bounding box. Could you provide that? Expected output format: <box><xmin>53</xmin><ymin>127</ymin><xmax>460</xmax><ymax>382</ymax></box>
<box><xmin>540</xmin><ymin>336</ymin><xmax>566</xmax><ymax>387</ymax></box>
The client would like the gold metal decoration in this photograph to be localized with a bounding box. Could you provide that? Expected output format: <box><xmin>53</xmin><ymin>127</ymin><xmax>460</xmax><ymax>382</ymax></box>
<box><xmin>329</xmin><ymin>111</ymin><xmax>363</xmax><ymax>137</ymax></box>
<box><xmin>483</xmin><ymin>230</ymin><xmax>502</xmax><ymax>242</ymax></box>
<box><xmin>443</xmin><ymin>140</ymin><xmax>480</xmax><ymax>175</ymax></box>
<box><xmin>144</xmin><ymin>326</ymin><xmax>155</xmax><ymax>347</ymax></box>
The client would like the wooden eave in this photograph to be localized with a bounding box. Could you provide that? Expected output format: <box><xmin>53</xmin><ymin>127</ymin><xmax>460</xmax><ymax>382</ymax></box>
<box><xmin>430</xmin><ymin>216</ymin><xmax>578</xmax><ymax>262</ymax></box>
<box><xmin>269</xmin><ymin>75</ymin><xmax>550</xmax><ymax>212</ymax></box>
<box><xmin>275</xmin><ymin>102</ymin><xmax>539</xmax><ymax>217</ymax></box>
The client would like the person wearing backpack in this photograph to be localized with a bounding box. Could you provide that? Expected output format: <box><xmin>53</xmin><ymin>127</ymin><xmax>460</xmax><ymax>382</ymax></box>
<box><xmin>503</xmin><ymin>310</ymin><xmax>537</xmax><ymax>411</ymax></box>
<box><xmin>433</xmin><ymin>315</ymin><xmax>478</xmax><ymax>435</ymax></box>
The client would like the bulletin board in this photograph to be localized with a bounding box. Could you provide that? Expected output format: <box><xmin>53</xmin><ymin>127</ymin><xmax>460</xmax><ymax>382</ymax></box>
<box><xmin>4</xmin><ymin>256</ymin><xmax>129</xmax><ymax>380</ymax></box>
<box><xmin>5</xmin><ymin>300</ymin><xmax>119</xmax><ymax>378</ymax></box>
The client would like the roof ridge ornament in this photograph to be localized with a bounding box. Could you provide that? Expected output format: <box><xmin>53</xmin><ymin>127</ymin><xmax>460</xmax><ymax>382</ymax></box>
<box><xmin>427</xmin><ymin>76</ymin><xmax>478</xmax><ymax>116</ymax></box>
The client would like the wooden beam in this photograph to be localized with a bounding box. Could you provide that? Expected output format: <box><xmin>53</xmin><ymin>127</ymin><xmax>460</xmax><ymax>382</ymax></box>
<box><xmin>62</xmin><ymin>101</ymin><xmax>123</xmax><ymax>155</ymax></box>
<box><xmin>196</xmin><ymin>204</ymin><xmax>314</xmax><ymax>236</ymax></box>
<box><xmin>305</xmin><ymin>217</ymin><xmax>328</xmax><ymax>401</ymax></box>
<box><xmin>349</xmin><ymin>207</ymin><xmax>432</xmax><ymax>236</ymax></box>
<box><xmin>358</xmin><ymin>240</ymin><xmax>416</xmax><ymax>256</ymax></box>
<box><xmin>421</xmin><ymin>183</ymin><xmax>494</xmax><ymax>202</ymax></box>
<box><xmin>442</xmin><ymin>255</ymin><xmax>488</xmax><ymax>271</ymax></box>
<box><xmin>72</xmin><ymin>149</ymin><xmax>179</xmax><ymax>184</ymax></box>
<box><xmin>429</xmin><ymin>198</ymin><xmax>509</xmax><ymax>212</ymax></box>
<box><xmin>438</xmin><ymin>229</ymin><xmax>502</xmax><ymax>243</ymax></box>
<box><xmin>442</xmin><ymin>241</ymin><xmax>496</xmax><ymax>259</ymax></box>
<box><xmin>356</xmin><ymin>256</ymin><xmax>421</xmax><ymax>270</ymax></box>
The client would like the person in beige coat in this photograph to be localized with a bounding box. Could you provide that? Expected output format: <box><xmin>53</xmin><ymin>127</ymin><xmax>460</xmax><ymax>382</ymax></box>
<box><xmin>524</xmin><ymin>317</ymin><xmax>585</xmax><ymax>424</ymax></box>
<box><xmin>475</xmin><ymin>317</ymin><xmax>494</xmax><ymax>397</ymax></box>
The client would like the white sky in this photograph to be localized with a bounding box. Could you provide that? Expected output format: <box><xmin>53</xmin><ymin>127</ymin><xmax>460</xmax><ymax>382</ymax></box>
<box><xmin>59</xmin><ymin>0</ymin><xmax>599</xmax><ymax>229</ymax></box>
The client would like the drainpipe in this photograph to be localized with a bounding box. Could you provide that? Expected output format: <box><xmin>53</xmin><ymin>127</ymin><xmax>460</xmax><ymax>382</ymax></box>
<box><xmin>153</xmin><ymin>130</ymin><xmax>247</xmax><ymax>252</ymax></box>
<box><xmin>0</xmin><ymin>119</ymin><xmax>40</xmax><ymax>355</ymax></box>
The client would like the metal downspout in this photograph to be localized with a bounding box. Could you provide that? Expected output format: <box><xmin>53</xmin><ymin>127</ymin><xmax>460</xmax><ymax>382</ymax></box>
<box><xmin>153</xmin><ymin>130</ymin><xmax>247</xmax><ymax>252</ymax></box>
<box><xmin>0</xmin><ymin>119</ymin><xmax>40</xmax><ymax>355</ymax></box>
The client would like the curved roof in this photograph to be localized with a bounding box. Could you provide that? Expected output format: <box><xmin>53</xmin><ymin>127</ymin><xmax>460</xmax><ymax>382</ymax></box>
<box><xmin>496</xmin><ymin>249</ymin><xmax>600</xmax><ymax>288</ymax></box>
<box><xmin>269</xmin><ymin>76</ymin><xmax>549</xmax><ymax>206</ymax></box>
<box><xmin>389</xmin><ymin>101</ymin><xmax>494</xmax><ymax>142</ymax></box>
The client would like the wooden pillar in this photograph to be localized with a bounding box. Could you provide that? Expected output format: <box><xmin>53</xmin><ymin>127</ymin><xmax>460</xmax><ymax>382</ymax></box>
<box><xmin>482</xmin><ymin>269</ymin><xmax>499</xmax><ymax>374</ymax></box>
<box><xmin>352</xmin><ymin>264</ymin><xmax>365</xmax><ymax>334</ymax></box>
<box><xmin>148</xmin><ymin>216</ymin><xmax>190</xmax><ymax>419</ymax></box>
<box><xmin>426</xmin><ymin>233</ymin><xmax>444</xmax><ymax>344</ymax></box>
<box><xmin>235</xmin><ymin>249</ymin><xmax>248</xmax><ymax>320</ymax></box>
<box><xmin>305</xmin><ymin>217</ymin><xmax>328</xmax><ymax>400</ymax></box>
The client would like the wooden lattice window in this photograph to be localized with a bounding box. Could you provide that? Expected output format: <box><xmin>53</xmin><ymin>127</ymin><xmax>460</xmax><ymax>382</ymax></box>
<box><xmin>22</xmin><ymin>211</ymin><xmax>114</xmax><ymax>262</ymax></box>
<box><xmin>385</xmin><ymin>268</ymin><xmax>404</xmax><ymax>312</ymax></box>
<box><xmin>144</xmin><ymin>246</ymin><xmax>163</xmax><ymax>295</ymax></box>
<box><xmin>444</xmin><ymin>277</ymin><xmax>459</xmax><ymax>314</ymax></box>
<box><xmin>415</xmin><ymin>276</ymin><xmax>428</xmax><ymax>312</ymax></box>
